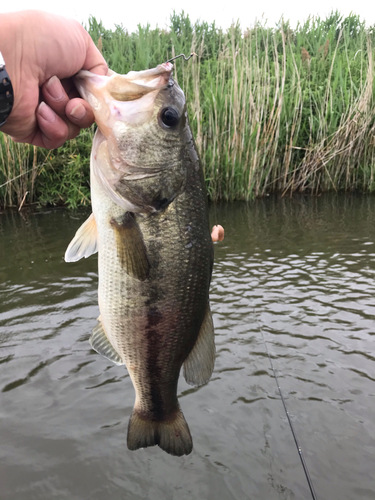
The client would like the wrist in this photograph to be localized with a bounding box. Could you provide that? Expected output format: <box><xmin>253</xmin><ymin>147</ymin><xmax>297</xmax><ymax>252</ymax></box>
<box><xmin>0</xmin><ymin>12</ymin><xmax>26</xmax><ymax>132</ymax></box>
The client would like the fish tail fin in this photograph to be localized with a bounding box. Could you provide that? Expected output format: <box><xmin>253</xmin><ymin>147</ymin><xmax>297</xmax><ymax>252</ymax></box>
<box><xmin>127</xmin><ymin>407</ymin><xmax>193</xmax><ymax>457</ymax></box>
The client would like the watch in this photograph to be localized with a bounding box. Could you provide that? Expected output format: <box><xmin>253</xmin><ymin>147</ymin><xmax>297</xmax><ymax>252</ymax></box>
<box><xmin>0</xmin><ymin>52</ymin><xmax>14</xmax><ymax>127</ymax></box>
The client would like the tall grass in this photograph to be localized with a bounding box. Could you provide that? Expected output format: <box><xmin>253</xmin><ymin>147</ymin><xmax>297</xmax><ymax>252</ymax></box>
<box><xmin>0</xmin><ymin>128</ymin><xmax>93</xmax><ymax>209</ymax></box>
<box><xmin>1</xmin><ymin>11</ymin><xmax>375</xmax><ymax>208</ymax></box>
<box><xmin>0</xmin><ymin>134</ymin><xmax>45</xmax><ymax>208</ymax></box>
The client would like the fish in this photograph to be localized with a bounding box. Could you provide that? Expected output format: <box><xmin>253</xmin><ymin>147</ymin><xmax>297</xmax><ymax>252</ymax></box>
<box><xmin>64</xmin><ymin>62</ymin><xmax>215</xmax><ymax>456</ymax></box>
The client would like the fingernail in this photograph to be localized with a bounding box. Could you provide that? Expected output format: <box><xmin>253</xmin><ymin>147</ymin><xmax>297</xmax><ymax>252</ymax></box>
<box><xmin>38</xmin><ymin>102</ymin><xmax>56</xmax><ymax>123</ymax></box>
<box><xmin>70</xmin><ymin>104</ymin><xmax>86</xmax><ymax>120</ymax></box>
<box><xmin>46</xmin><ymin>75</ymin><xmax>64</xmax><ymax>100</ymax></box>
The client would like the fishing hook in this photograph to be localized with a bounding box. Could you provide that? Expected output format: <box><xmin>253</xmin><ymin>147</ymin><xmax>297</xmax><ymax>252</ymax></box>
<box><xmin>166</xmin><ymin>53</ymin><xmax>197</xmax><ymax>63</ymax></box>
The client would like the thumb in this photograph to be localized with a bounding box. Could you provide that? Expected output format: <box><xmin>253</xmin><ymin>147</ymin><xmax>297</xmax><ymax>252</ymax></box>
<box><xmin>82</xmin><ymin>30</ymin><xmax>108</xmax><ymax>76</ymax></box>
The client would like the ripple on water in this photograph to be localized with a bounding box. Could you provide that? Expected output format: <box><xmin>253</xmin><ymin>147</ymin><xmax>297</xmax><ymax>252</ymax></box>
<box><xmin>0</xmin><ymin>198</ymin><xmax>375</xmax><ymax>499</ymax></box>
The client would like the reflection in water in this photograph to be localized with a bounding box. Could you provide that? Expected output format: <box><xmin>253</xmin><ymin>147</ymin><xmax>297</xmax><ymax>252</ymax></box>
<box><xmin>0</xmin><ymin>195</ymin><xmax>375</xmax><ymax>500</ymax></box>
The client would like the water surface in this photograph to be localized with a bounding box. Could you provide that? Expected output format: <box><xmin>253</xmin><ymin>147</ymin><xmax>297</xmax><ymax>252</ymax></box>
<box><xmin>0</xmin><ymin>195</ymin><xmax>374</xmax><ymax>499</ymax></box>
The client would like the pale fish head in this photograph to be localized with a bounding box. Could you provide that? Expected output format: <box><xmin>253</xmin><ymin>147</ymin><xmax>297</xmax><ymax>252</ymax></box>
<box><xmin>74</xmin><ymin>63</ymin><xmax>175</xmax><ymax>136</ymax></box>
<box><xmin>74</xmin><ymin>63</ymin><xmax>194</xmax><ymax>213</ymax></box>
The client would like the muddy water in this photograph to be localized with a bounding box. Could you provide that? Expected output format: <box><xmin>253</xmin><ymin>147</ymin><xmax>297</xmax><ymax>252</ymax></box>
<box><xmin>0</xmin><ymin>195</ymin><xmax>374</xmax><ymax>500</ymax></box>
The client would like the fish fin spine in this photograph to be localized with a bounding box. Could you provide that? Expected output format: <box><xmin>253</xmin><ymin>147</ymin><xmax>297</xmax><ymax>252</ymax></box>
<box><xmin>127</xmin><ymin>407</ymin><xmax>192</xmax><ymax>457</ymax></box>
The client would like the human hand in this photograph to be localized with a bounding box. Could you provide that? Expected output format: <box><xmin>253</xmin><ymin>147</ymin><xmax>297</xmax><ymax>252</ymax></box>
<box><xmin>211</xmin><ymin>225</ymin><xmax>225</xmax><ymax>242</ymax></box>
<box><xmin>0</xmin><ymin>10</ymin><xmax>108</xmax><ymax>148</ymax></box>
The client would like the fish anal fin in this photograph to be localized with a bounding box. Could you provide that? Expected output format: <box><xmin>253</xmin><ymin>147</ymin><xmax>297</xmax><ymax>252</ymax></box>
<box><xmin>127</xmin><ymin>407</ymin><xmax>192</xmax><ymax>457</ymax></box>
<box><xmin>183</xmin><ymin>304</ymin><xmax>215</xmax><ymax>387</ymax></box>
<box><xmin>64</xmin><ymin>213</ymin><xmax>98</xmax><ymax>262</ymax></box>
<box><xmin>90</xmin><ymin>320</ymin><xmax>124</xmax><ymax>366</ymax></box>
<box><xmin>110</xmin><ymin>212</ymin><xmax>150</xmax><ymax>281</ymax></box>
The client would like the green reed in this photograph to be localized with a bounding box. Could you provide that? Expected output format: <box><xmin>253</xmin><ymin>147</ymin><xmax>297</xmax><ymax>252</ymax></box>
<box><xmin>0</xmin><ymin>134</ymin><xmax>39</xmax><ymax>208</ymax></box>
<box><xmin>0</xmin><ymin>128</ymin><xmax>93</xmax><ymax>209</ymax></box>
<box><xmin>1</xmin><ymin>11</ymin><xmax>375</xmax><ymax>208</ymax></box>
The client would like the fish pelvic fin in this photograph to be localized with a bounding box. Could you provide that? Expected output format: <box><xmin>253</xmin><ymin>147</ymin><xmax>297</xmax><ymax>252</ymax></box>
<box><xmin>183</xmin><ymin>303</ymin><xmax>215</xmax><ymax>387</ymax></box>
<box><xmin>64</xmin><ymin>213</ymin><xmax>98</xmax><ymax>262</ymax></box>
<box><xmin>127</xmin><ymin>407</ymin><xmax>193</xmax><ymax>457</ymax></box>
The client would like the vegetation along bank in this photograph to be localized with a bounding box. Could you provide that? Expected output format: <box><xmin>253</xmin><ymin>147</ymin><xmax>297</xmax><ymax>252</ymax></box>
<box><xmin>1</xmin><ymin>11</ymin><xmax>375</xmax><ymax>208</ymax></box>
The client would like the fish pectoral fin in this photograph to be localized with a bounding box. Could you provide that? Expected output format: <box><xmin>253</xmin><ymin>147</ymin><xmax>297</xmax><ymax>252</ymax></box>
<box><xmin>183</xmin><ymin>303</ymin><xmax>215</xmax><ymax>387</ymax></box>
<box><xmin>90</xmin><ymin>320</ymin><xmax>124</xmax><ymax>366</ymax></box>
<box><xmin>110</xmin><ymin>212</ymin><xmax>150</xmax><ymax>281</ymax></box>
<box><xmin>64</xmin><ymin>213</ymin><xmax>98</xmax><ymax>262</ymax></box>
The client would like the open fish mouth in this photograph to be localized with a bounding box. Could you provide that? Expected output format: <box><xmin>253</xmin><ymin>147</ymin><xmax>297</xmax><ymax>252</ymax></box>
<box><xmin>74</xmin><ymin>62</ymin><xmax>173</xmax><ymax>99</ymax></box>
<box><xmin>74</xmin><ymin>63</ymin><xmax>174</xmax><ymax>133</ymax></box>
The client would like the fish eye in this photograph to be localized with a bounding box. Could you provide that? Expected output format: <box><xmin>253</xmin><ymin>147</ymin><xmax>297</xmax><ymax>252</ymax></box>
<box><xmin>159</xmin><ymin>107</ymin><xmax>180</xmax><ymax>129</ymax></box>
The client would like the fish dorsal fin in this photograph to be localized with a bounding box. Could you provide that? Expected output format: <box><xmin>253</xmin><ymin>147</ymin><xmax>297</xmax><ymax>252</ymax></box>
<box><xmin>90</xmin><ymin>319</ymin><xmax>124</xmax><ymax>365</ymax></box>
<box><xmin>64</xmin><ymin>213</ymin><xmax>98</xmax><ymax>262</ymax></box>
<box><xmin>183</xmin><ymin>304</ymin><xmax>215</xmax><ymax>387</ymax></box>
<box><xmin>110</xmin><ymin>212</ymin><xmax>150</xmax><ymax>281</ymax></box>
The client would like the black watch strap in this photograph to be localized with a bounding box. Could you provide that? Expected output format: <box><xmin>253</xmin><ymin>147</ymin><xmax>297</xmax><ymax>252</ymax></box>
<box><xmin>0</xmin><ymin>52</ymin><xmax>14</xmax><ymax>127</ymax></box>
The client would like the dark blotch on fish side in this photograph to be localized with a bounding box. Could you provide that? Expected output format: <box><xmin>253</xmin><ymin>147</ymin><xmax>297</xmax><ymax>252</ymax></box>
<box><xmin>147</xmin><ymin>307</ymin><xmax>163</xmax><ymax>327</ymax></box>
<box><xmin>151</xmin><ymin>197</ymin><xmax>170</xmax><ymax>211</ymax></box>
<box><xmin>145</xmin><ymin>307</ymin><xmax>165</xmax><ymax>421</ymax></box>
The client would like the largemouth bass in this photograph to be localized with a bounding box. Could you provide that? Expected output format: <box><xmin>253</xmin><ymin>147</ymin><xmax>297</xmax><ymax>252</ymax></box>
<box><xmin>65</xmin><ymin>62</ymin><xmax>215</xmax><ymax>456</ymax></box>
